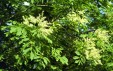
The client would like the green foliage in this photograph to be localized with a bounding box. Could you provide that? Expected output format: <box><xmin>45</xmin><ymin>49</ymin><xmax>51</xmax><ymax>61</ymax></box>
<box><xmin>1</xmin><ymin>0</ymin><xmax>113</xmax><ymax>71</ymax></box>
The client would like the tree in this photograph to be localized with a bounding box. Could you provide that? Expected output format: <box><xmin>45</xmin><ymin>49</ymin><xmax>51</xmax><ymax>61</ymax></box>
<box><xmin>0</xmin><ymin>0</ymin><xmax>113</xmax><ymax>71</ymax></box>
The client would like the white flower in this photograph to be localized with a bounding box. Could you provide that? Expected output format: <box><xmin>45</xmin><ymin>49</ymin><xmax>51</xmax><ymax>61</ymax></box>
<box><xmin>23</xmin><ymin>2</ymin><xmax>30</xmax><ymax>6</ymax></box>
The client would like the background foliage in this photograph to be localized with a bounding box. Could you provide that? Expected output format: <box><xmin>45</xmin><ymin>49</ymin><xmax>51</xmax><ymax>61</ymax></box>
<box><xmin>0</xmin><ymin>0</ymin><xmax>113</xmax><ymax>71</ymax></box>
